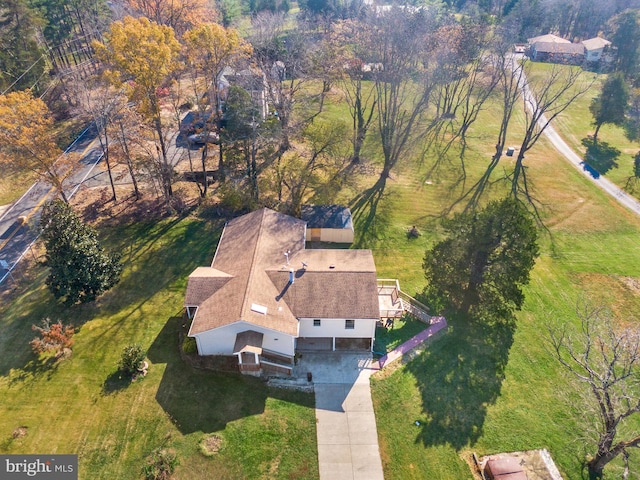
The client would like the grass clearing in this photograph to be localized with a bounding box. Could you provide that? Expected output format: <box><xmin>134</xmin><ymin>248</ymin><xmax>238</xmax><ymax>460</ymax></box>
<box><xmin>373</xmin><ymin>315</ymin><xmax>429</xmax><ymax>354</ymax></box>
<box><xmin>539</xmin><ymin>66</ymin><xmax>640</xmax><ymax>197</ymax></box>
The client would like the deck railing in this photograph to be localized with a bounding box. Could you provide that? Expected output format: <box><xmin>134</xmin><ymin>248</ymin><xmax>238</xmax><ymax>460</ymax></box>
<box><xmin>377</xmin><ymin>279</ymin><xmax>432</xmax><ymax>325</ymax></box>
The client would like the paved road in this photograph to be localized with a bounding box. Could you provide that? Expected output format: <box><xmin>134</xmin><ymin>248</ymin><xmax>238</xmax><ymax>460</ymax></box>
<box><xmin>0</xmin><ymin>128</ymin><xmax>104</xmax><ymax>286</ymax></box>
<box><xmin>539</xmin><ymin>121</ymin><xmax>640</xmax><ymax>215</ymax></box>
<box><xmin>515</xmin><ymin>54</ymin><xmax>640</xmax><ymax>217</ymax></box>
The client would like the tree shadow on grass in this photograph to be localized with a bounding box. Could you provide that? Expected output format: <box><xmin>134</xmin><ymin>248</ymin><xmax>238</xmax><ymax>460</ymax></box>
<box><xmin>349</xmin><ymin>175</ymin><xmax>392</xmax><ymax>249</ymax></box>
<box><xmin>406</xmin><ymin>312</ymin><xmax>515</xmax><ymax>450</ymax></box>
<box><xmin>581</xmin><ymin>137</ymin><xmax>621</xmax><ymax>176</ymax></box>
<box><xmin>7</xmin><ymin>354</ymin><xmax>60</xmax><ymax>386</ymax></box>
<box><xmin>0</xmin><ymin>217</ymin><xmax>223</xmax><ymax>380</ymax></box>
<box><xmin>101</xmin><ymin>370</ymin><xmax>134</xmax><ymax>395</ymax></box>
<box><xmin>148</xmin><ymin>316</ymin><xmax>314</xmax><ymax>435</ymax></box>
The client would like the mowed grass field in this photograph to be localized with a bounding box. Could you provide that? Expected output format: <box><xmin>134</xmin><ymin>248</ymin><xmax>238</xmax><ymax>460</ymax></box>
<box><xmin>334</xmin><ymin>82</ymin><xmax>640</xmax><ymax>479</ymax></box>
<box><xmin>0</xmin><ymin>218</ymin><xmax>319</xmax><ymax>479</ymax></box>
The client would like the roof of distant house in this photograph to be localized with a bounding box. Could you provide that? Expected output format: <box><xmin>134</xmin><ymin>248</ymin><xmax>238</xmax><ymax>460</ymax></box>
<box><xmin>582</xmin><ymin>37</ymin><xmax>611</xmax><ymax>50</ymax></box>
<box><xmin>219</xmin><ymin>66</ymin><xmax>266</xmax><ymax>92</ymax></box>
<box><xmin>528</xmin><ymin>34</ymin><xmax>571</xmax><ymax>44</ymax></box>
<box><xmin>533</xmin><ymin>41</ymin><xmax>585</xmax><ymax>55</ymax></box>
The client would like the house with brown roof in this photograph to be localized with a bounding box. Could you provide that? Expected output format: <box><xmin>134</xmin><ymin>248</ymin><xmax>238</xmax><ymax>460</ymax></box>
<box><xmin>184</xmin><ymin>208</ymin><xmax>383</xmax><ymax>375</ymax></box>
<box><xmin>529</xmin><ymin>41</ymin><xmax>585</xmax><ymax>65</ymax></box>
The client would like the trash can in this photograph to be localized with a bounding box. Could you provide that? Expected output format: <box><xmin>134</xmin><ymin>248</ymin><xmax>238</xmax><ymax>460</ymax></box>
<box><xmin>506</xmin><ymin>147</ymin><xmax>515</xmax><ymax>157</ymax></box>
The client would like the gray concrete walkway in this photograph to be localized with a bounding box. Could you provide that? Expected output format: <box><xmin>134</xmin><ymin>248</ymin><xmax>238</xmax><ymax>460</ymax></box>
<box><xmin>296</xmin><ymin>353</ymin><xmax>384</xmax><ymax>480</ymax></box>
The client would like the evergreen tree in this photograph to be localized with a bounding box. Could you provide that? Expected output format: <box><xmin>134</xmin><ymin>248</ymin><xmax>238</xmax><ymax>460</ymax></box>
<box><xmin>0</xmin><ymin>0</ymin><xmax>46</xmax><ymax>92</ymax></box>
<box><xmin>589</xmin><ymin>72</ymin><xmax>629</xmax><ymax>143</ymax></box>
<box><xmin>423</xmin><ymin>198</ymin><xmax>539</xmax><ymax>319</ymax></box>
<box><xmin>40</xmin><ymin>200</ymin><xmax>122</xmax><ymax>305</ymax></box>
<box><xmin>609</xmin><ymin>9</ymin><xmax>640</xmax><ymax>78</ymax></box>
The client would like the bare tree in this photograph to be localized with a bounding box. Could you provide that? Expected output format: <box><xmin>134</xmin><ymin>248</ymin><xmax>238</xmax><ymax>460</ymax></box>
<box><xmin>549</xmin><ymin>301</ymin><xmax>640</xmax><ymax>478</ymax></box>
<box><xmin>425</xmin><ymin>22</ymin><xmax>500</xmax><ymax>172</ymax></box>
<box><xmin>70</xmin><ymin>72</ymin><xmax>123</xmax><ymax>202</ymax></box>
<box><xmin>276</xmin><ymin>120</ymin><xmax>350</xmax><ymax>216</ymax></box>
<box><xmin>511</xmin><ymin>63</ymin><xmax>592</xmax><ymax>200</ymax></box>
<box><xmin>334</xmin><ymin>20</ymin><xmax>377</xmax><ymax>164</ymax></box>
<box><xmin>250</xmin><ymin>12</ymin><xmax>307</xmax><ymax>153</ymax></box>
<box><xmin>365</xmin><ymin>8</ymin><xmax>439</xmax><ymax>180</ymax></box>
<box><xmin>111</xmin><ymin>104</ymin><xmax>143</xmax><ymax>200</ymax></box>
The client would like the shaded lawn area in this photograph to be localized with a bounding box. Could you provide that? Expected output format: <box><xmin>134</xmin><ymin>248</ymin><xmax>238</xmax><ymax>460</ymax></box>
<box><xmin>374</xmin><ymin>315</ymin><xmax>430</xmax><ymax>354</ymax></box>
<box><xmin>0</xmin><ymin>215</ymin><xmax>318</xmax><ymax>480</ymax></box>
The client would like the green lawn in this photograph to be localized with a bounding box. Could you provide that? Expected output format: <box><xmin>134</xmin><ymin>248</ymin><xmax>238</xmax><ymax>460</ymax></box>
<box><xmin>348</xmin><ymin>101</ymin><xmax>640</xmax><ymax>479</ymax></box>
<box><xmin>0</xmin><ymin>217</ymin><xmax>318</xmax><ymax>479</ymax></box>
<box><xmin>373</xmin><ymin>315</ymin><xmax>429</xmax><ymax>355</ymax></box>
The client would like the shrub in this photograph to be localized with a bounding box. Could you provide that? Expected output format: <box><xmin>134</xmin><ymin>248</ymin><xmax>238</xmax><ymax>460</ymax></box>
<box><xmin>142</xmin><ymin>448</ymin><xmax>179</xmax><ymax>480</ymax></box>
<box><xmin>30</xmin><ymin>318</ymin><xmax>74</xmax><ymax>356</ymax></box>
<box><xmin>182</xmin><ymin>337</ymin><xmax>197</xmax><ymax>354</ymax></box>
<box><xmin>217</xmin><ymin>182</ymin><xmax>254</xmax><ymax>213</ymax></box>
<box><xmin>118</xmin><ymin>344</ymin><xmax>146</xmax><ymax>375</ymax></box>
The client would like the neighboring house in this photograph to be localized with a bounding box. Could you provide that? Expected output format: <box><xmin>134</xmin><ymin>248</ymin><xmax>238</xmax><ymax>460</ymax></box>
<box><xmin>527</xmin><ymin>34</ymin><xmax>571</xmax><ymax>46</ymax></box>
<box><xmin>528</xmin><ymin>41</ymin><xmax>585</xmax><ymax>65</ymax></box>
<box><xmin>582</xmin><ymin>37</ymin><xmax>612</xmax><ymax>64</ymax></box>
<box><xmin>184</xmin><ymin>208</ymin><xmax>385</xmax><ymax>376</ymax></box>
<box><xmin>301</xmin><ymin>205</ymin><xmax>354</xmax><ymax>243</ymax></box>
<box><xmin>218</xmin><ymin>67</ymin><xmax>269</xmax><ymax>119</ymax></box>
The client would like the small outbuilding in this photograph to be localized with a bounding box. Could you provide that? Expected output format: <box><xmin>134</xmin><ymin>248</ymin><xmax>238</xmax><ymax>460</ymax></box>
<box><xmin>301</xmin><ymin>205</ymin><xmax>354</xmax><ymax>244</ymax></box>
<box><xmin>479</xmin><ymin>449</ymin><xmax>563</xmax><ymax>480</ymax></box>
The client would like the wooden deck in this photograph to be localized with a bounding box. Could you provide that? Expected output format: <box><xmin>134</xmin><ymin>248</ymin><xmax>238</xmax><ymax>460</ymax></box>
<box><xmin>377</xmin><ymin>279</ymin><xmax>431</xmax><ymax>324</ymax></box>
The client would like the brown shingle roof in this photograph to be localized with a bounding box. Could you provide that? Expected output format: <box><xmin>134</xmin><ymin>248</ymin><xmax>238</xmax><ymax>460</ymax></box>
<box><xmin>233</xmin><ymin>330</ymin><xmax>264</xmax><ymax>354</ymax></box>
<box><xmin>186</xmin><ymin>208</ymin><xmax>380</xmax><ymax>337</ymax></box>
<box><xmin>188</xmin><ymin>208</ymin><xmax>306</xmax><ymax>336</ymax></box>
<box><xmin>267</xmin><ymin>249</ymin><xmax>379</xmax><ymax>319</ymax></box>
<box><xmin>184</xmin><ymin>267</ymin><xmax>232</xmax><ymax>305</ymax></box>
<box><xmin>534</xmin><ymin>41</ymin><xmax>584</xmax><ymax>55</ymax></box>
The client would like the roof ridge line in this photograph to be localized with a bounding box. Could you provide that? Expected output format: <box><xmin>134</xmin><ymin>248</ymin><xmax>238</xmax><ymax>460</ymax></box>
<box><xmin>240</xmin><ymin>208</ymin><xmax>268</xmax><ymax>317</ymax></box>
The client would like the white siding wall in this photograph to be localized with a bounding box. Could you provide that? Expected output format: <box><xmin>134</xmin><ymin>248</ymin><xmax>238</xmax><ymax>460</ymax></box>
<box><xmin>192</xmin><ymin>321</ymin><xmax>295</xmax><ymax>357</ymax></box>
<box><xmin>319</xmin><ymin>228</ymin><xmax>354</xmax><ymax>243</ymax></box>
<box><xmin>299</xmin><ymin>317</ymin><xmax>377</xmax><ymax>338</ymax></box>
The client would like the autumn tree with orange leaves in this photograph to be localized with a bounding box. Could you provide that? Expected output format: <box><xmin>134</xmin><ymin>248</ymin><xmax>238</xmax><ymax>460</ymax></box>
<box><xmin>123</xmin><ymin>0</ymin><xmax>216</xmax><ymax>35</ymax></box>
<box><xmin>0</xmin><ymin>90</ymin><xmax>75</xmax><ymax>203</ymax></box>
<box><xmin>30</xmin><ymin>318</ymin><xmax>75</xmax><ymax>357</ymax></box>
<box><xmin>94</xmin><ymin>16</ymin><xmax>181</xmax><ymax>200</ymax></box>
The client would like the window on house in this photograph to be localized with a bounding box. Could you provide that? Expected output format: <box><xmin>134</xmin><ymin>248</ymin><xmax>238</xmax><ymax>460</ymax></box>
<box><xmin>345</xmin><ymin>319</ymin><xmax>355</xmax><ymax>330</ymax></box>
<box><xmin>313</xmin><ymin>319</ymin><xmax>321</xmax><ymax>327</ymax></box>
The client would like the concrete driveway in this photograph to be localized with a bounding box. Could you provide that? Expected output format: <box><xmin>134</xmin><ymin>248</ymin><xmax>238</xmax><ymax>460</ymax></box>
<box><xmin>295</xmin><ymin>353</ymin><xmax>384</xmax><ymax>480</ymax></box>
